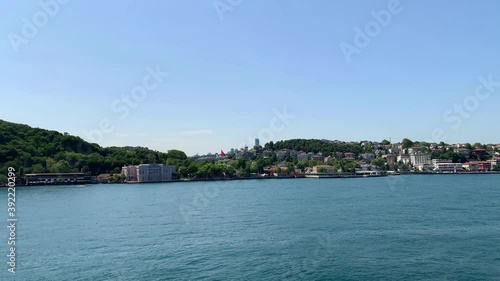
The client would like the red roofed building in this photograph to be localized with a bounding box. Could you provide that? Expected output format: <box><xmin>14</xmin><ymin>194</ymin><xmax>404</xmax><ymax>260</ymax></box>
<box><xmin>463</xmin><ymin>161</ymin><xmax>491</xmax><ymax>172</ymax></box>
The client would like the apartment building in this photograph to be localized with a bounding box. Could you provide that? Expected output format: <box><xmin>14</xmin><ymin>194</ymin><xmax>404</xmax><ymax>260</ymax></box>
<box><xmin>410</xmin><ymin>154</ymin><xmax>431</xmax><ymax>167</ymax></box>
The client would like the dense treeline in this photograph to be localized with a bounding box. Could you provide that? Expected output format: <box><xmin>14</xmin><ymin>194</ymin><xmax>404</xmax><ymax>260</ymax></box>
<box><xmin>2</xmin><ymin>120</ymin><xmax>498</xmax><ymax>184</ymax></box>
<box><xmin>0</xmin><ymin>120</ymin><xmax>366</xmax><ymax>183</ymax></box>
<box><xmin>0</xmin><ymin>120</ymin><xmax>184</xmax><ymax>182</ymax></box>
<box><xmin>270</xmin><ymin>139</ymin><xmax>364</xmax><ymax>155</ymax></box>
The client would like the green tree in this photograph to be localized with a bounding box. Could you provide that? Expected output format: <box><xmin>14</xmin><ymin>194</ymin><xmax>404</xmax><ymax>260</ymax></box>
<box><xmin>168</xmin><ymin>149</ymin><xmax>186</xmax><ymax>159</ymax></box>
<box><xmin>381</xmin><ymin>139</ymin><xmax>391</xmax><ymax>145</ymax></box>
<box><xmin>250</xmin><ymin>161</ymin><xmax>259</xmax><ymax>173</ymax></box>
<box><xmin>402</xmin><ymin>138</ymin><xmax>413</xmax><ymax>149</ymax></box>
<box><xmin>473</xmin><ymin>143</ymin><xmax>484</xmax><ymax>149</ymax></box>
<box><xmin>31</xmin><ymin>164</ymin><xmax>46</xmax><ymax>173</ymax></box>
<box><xmin>371</xmin><ymin>157</ymin><xmax>386</xmax><ymax>168</ymax></box>
<box><xmin>51</xmin><ymin>160</ymin><xmax>72</xmax><ymax>173</ymax></box>
<box><xmin>296</xmin><ymin>162</ymin><xmax>305</xmax><ymax>170</ymax></box>
<box><xmin>270</xmin><ymin>153</ymin><xmax>277</xmax><ymax>163</ymax></box>
<box><xmin>46</xmin><ymin>158</ymin><xmax>57</xmax><ymax>172</ymax></box>
<box><xmin>196</xmin><ymin>163</ymin><xmax>212</xmax><ymax>178</ymax></box>
<box><xmin>186</xmin><ymin>162</ymin><xmax>198</xmax><ymax>177</ymax></box>
<box><xmin>224</xmin><ymin>165</ymin><xmax>236</xmax><ymax>177</ymax></box>
<box><xmin>178</xmin><ymin>166</ymin><xmax>189</xmax><ymax>178</ymax></box>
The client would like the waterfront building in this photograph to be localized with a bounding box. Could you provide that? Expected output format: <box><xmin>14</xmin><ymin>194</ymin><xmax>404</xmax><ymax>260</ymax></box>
<box><xmin>355</xmin><ymin>169</ymin><xmax>382</xmax><ymax>176</ymax></box>
<box><xmin>434</xmin><ymin>163</ymin><xmax>464</xmax><ymax>173</ymax></box>
<box><xmin>487</xmin><ymin>159</ymin><xmax>499</xmax><ymax>169</ymax></box>
<box><xmin>432</xmin><ymin>159</ymin><xmax>452</xmax><ymax>166</ymax></box>
<box><xmin>122</xmin><ymin>164</ymin><xmax>175</xmax><ymax>183</ymax></box>
<box><xmin>417</xmin><ymin>163</ymin><xmax>435</xmax><ymax>171</ymax></box>
<box><xmin>24</xmin><ymin>173</ymin><xmax>91</xmax><ymax>186</ymax></box>
<box><xmin>312</xmin><ymin>165</ymin><xmax>335</xmax><ymax>174</ymax></box>
<box><xmin>462</xmin><ymin>162</ymin><xmax>478</xmax><ymax>171</ymax></box>
<box><xmin>463</xmin><ymin>161</ymin><xmax>491</xmax><ymax>172</ymax></box>
<box><xmin>273</xmin><ymin>166</ymin><xmax>289</xmax><ymax>177</ymax></box>
<box><xmin>410</xmin><ymin>154</ymin><xmax>431</xmax><ymax>167</ymax></box>
<box><xmin>96</xmin><ymin>174</ymin><xmax>112</xmax><ymax>184</ymax></box>
<box><xmin>263</xmin><ymin>166</ymin><xmax>289</xmax><ymax>177</ymax></box>
<box><xmin>122</xmin><ymin>165</ymin><xmax>138</xmax><ymax>182</ymax></box>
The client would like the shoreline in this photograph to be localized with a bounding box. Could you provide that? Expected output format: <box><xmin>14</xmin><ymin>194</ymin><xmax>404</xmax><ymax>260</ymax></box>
<box><xmin>3</xmin><ymin>171</ymin><xmax>500</xmax><ymax>187</ymax></box>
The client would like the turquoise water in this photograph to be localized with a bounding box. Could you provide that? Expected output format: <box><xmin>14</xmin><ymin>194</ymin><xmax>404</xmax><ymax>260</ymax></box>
<box><xmin>1</xmin><ymin>175</ymin><xmax>499</xmax><ymax>280</ymax></box>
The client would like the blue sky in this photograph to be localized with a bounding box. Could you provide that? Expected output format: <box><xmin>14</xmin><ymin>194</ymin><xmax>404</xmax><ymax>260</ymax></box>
<box><xmin>1</xmin><ymin>0</ymin><xmax>499</xmax><ymax>155</ymax></box>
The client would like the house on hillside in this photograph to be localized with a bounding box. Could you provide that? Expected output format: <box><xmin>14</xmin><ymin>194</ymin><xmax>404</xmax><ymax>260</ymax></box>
<box><xmin>298</xmin><ymin>152</ymin><xmax>309</xmax><ymax>162</ymax></box>
<box><xmin>312</xmin><ymin>165</ymin><xmax>335</xmax><ymax>174</ymax></box>
<box><xmin>344</xmin><ymin>152</ymin><xmax>356</xmax><ymax>160</ymax></box>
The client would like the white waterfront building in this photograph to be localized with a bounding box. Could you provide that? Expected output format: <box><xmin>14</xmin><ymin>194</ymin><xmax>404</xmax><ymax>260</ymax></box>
<box><xmin>122</xmin><ymin>164</ymin><xmax>175</xmax><ymax>183</ymax></box>
<box><xmin>410</xmin><ymin>154</ymin><xmax>431</xmax><ymax>167</ymax></box>
<box><xmin>434</xmin><ymin>163</ymin><xmax>464</xmax><ymax>173</ymax></box>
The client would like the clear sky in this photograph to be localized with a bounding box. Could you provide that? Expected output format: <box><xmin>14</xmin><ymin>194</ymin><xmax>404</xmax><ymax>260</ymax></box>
<box><xmin>1</xmin><ymin>0</ymin><xmax>499</xmax><ymax>155</ymax></box>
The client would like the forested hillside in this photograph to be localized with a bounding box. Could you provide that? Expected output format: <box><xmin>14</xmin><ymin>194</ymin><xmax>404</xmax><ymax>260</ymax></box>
<box><xmin>0</xmin><ymin>119</ymin><xmax>187</xmax><ymax>182</ymax></box>
<box><xmin>270</xmin><ymin>139</ymin><xmax>363</xmax><ymax>154</ymax></box>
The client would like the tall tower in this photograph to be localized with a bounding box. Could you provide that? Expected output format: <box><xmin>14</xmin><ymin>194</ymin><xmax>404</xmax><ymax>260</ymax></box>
<box><xmin>255</xmin><ymin>138</ymin><xmax>260</xmax><ymax>147</ymax></box>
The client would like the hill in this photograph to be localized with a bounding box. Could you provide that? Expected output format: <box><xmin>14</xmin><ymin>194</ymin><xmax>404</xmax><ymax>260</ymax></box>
<box><xmin>0</xmin><ymin>119</ymin><xmax>187</xmax><ymax>182</ymax></box>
